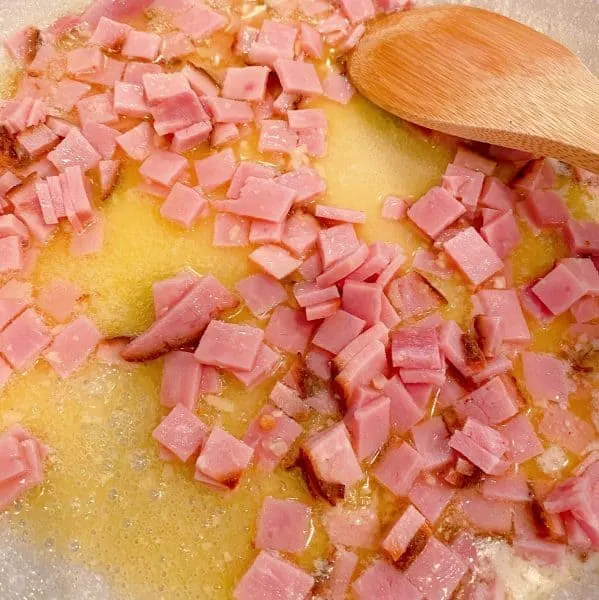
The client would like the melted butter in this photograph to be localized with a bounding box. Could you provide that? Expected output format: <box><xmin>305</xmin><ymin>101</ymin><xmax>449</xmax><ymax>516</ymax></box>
<box><xmin>0</xmin><ymin>32</ymin><xmax>597</xmax><ymax>600</ymax></box>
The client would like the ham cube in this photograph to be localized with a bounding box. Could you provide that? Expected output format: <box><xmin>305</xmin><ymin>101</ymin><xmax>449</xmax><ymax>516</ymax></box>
<box><xmin>342</xmin><ymin>280</ymin><xmax>382</xmax><ymax>326</ymax></box>
<box><xmin>122</xmin><ymin>29</ymin><xmax>162</xmax><ymax>61</ymax></box>
<box><xmin>392</xmin><ymin>326</ymin><xmax>441</xmax><ymax>370</ymax></box>
<box><xmin>67</xmin><ymin>46</ymin><xmax>102</xmax><ymax>77</ymax></box>
<box><xmin>408</xmin><ymin>187</ymin><xmax>466</xmax><ymax>239</ymax></box>
<box><xmin>325</xmin><ymin>549</ymin><xmax>358</xmax><ymax>600</ymax></box>
<box><xmin>202</xmin><ymin>97</ymin><xmax>253</xmax><ymax>124</ymax></box>
<box><xmin>388</xmin><ymin>272</ymin><xmax>443</xmax><ymax>320</ymax></box>
<box><xmin>276</xmin><ymin>167</ymin><xmax>326</xmax><ymax>203</ymax></box>
<box><xmin>122</xmin><ymin>276</ymin><xmax>237</xmax><ymax>361</ymax></box>
<box><xmin>44</xmin><ymin>316</ymin><xmax>101</xmax><ymax>378</ymax></box>
<box><xmin>270</xmin><ymin>381</ymin><xmax>309</xmax><ymax>419</ymax></box>
<box><xmin>222</xmin><ymin>66</ymin><xmax>269</xmax><ymax>101</ymax></box>
<box><xmin>373</xmin><ymin>443</ymin><xmax>424</xmax><ymax>497</ymax></box>
<box><xmin>381</xmin><ymin>195</ymin><xmax>408</xmax><ymax>220</ymax></box>
<box><xmin>322</xmin><ymin>72</ymin><xmax>355</xmax><ymax>104</ymax></box>
<box><xmin>161</xmin><ymin>351</ymin><xmax>202</xmax><ymax>410</ymax></box>
<box><xmin>0</xmin><ymin>214</ymin><xmax>29</xmax><ymax>240</ymax></box>
<box><xmin>172</xmin><ymin>6</ymin><xmax>227</xmax><ymax>41</ymax></box>
<box><xmin>113</xmin><ymin>81</ymin><xmax>150</xmax><ymax>118</ymax></box>
<box><xmin>194</xmin><ymin>148</ymin><xmax>237</xmax><ymax>191</ymax></box>
<box><xmin>65</xmin><ymin>165</ymin><xmax>94</xmax><ymax>226</ymax></box>
<box><xmin>195</xmin><ymin>320</ymin><xmax>264</xmax><ymax>371</ymax></box>
<box><xmin>336</xmin><ymin>339</ymin><xmax>387</xmax><ymax>397</ymax></box>
<box><xmin>282</xmin><ymin>212</ymin><xmax>320</xmax><ymax>257</ymax></box>
<box><xmin>476</xmin><ymin>289</ymin><xmax>530</xmax><ymax>344</ymax></box>
<box><xmin>140</xmin><ymin>150</ymin><xmax>188</xmax><ymax>187</ymax></box>
<box><xmin>497</xmin><ymin>413</ymin><xmax>543</xmax><ymax>464</ymax></box>
<box><xmin>527</xmin><ymin>190</ymin><xmax>569</xmax><ymax>228</ymax></box>
<box><xmin>482</xmin><ymin>473</ymin><xmax>530</xmax><ymax>503</ymax></box>
<box><xmin>318</xmin><ymin>223</ymin><xmax>359</xmax><ymax>269</ymax></box>
<box><xmin>443</xmin><ymin>227</ymin><xmax>503</xmax><ymax>286</ymax></box>
<box><xmin>211</xmin><ymin>122</ymin><xmax>239</xmax><ymax>147</ymax></box>
<box><xmin>250</xmin><ymin>245</ymin><xmax>301</xmax><ymax>280</ymax></box>
<box><xmin>235</xmin><ymin>274</ymin><xmax>287</xmax><ymax>318</ymax></box>
<box><xmin>48</xmin><ymin>127</ymin><xmax>101</xmax><ymax>173</ymax></box>
<box><xmin>244</xmin><ymin>405</ymin><xmax>302</xmax><ymax>471</ymax></box>
<box><xmin>382</xmin><ymin>504</ymin><xmax>426</xmax><ymax>561</ymax></box>
<box><xmin>411</xmin><ymin>416</ymin><xmax>453</xmax><ymax>470</ymax></box>
<box><xmin>195</xmin><ymin>427</ymin><xmax>253</xmax><ymax>488</ymax></box>
<box><xmin>215</xmin><ymin>176</ymin><xmax>295</xmax><ymax>222</ymax></box>
<box><xmin>228</xmin><ymin>161</ymin><xmax>277</xmax><ymax>199</ymax></box>
<box><xmin>406</xmin><ymin>538</ymin><xmax>467</xmax><ymax>600</ymax></box>
<box><xmin>0</xmin><ymin>309</ymin><xmax>51</xmax><ymax>370</ymax></box>
<box><xmin>353</xmin><ymin>560</ymin><xmax>421</xmax><ymax>600</ymax></box>
<box><xmin>153</xmin><ymin>270</ymin><xmax>201</xmax><ymax>319</ymax></box>
<box><xmin>521</xmin><ymin>351</ymin><xmax>570</xmax><ymax>407</ymax></box>
<box><xmin>88</xmin><ymin>16</ymin><xmax>131</xmax><ymax>50</ymax></box>
<box><xmin>514</xmin><ymin>537</ymin><xmax>566</xmax><ymax>567</ymax></box>
<box><xmin>36</xmin><ymin>279</ymin><xmax>81</xmax><ymax>323</ymax></box>
<box><xmin>256</xmin><ymin>497</ymin><xmax>311</xmax><ymax>554</ymax></box>
<box><xmin>116</xmin><ymin>121</ymin><xmax>154</xmax><ymax>162</ymax></box>
<box><xmin>300</xmin><ymin>23</ymin><xmax>324</xmax><ymax>59</ymax></box>
<box><xmin>532</xmin><ymin>263</ymin><xmax>588</xmax><ymax>315</ymax></box>
<box><xmin>538</xmin><ymin>406</ymin><xmax>595</xmax><ymax>455</ymax></box>
<box><xmin>409</xmin><ymin>475</ymin><xmax>455</xmax><ymax>523</ymax></box>
<box><xmin>248</xmin><ymin>218</ymin><xmax>284</xmax><ymax>244</ymax></box>
<box><xmin>82</xmin><ymin>122</ymin><xmax>120</xmax><ymax>160</ymax></box>
<box><xmin>160</xmin><ymin>183</ymin><xmax>206</xmax><ymax>229</ymax></box>
<box><xmin>293</xmin><ymin>281</ymin><xmax>339</xmax><ymax>308</ymax></box>
<box><xmin>76</xmin><ymin>93</ymin><xmax>118</xmax><ymax>127</ymax></box>
<box><xmin>303</xmin><ymin>422</ymin><xmax>363</xmax><ymax>487</ymax></box>
<box><xmin>171</xmin><ymin>121</ymin><xmax>212</xmax><ymax>153</ymax></box>
<box><xmin>449</xmin><ymin>424</ymin><xmax>507</xmax><ymax>475</ymax></box>
<box><xmin>312</xmin><ymin>309</ymin><xmax>366</xmax><ymax>354</ymax></box>
<box><xmin>152</xmin><ymin>90</ymin><xmax>208</xmax><ymax>135</ymax></box>
<box><xmin>179</xmin><ymin>64</ymin><xmax>219</xmax><ymax>97</ymax></box>
<box><xmin>0</xmin><ymin>280</ymin><xmax>30</xmax><ymax>332</ymax></box>
<box><xmin>75</xmin><ymin>55</ymin><xmax>125</xmax><ymax>88</ymax></box>
<box><xmin>152</xmin><ymin>403</ymin><xmax>208</xmax><ymax>462</ymax></box>
<box><xmin>459</xmin><ymin>488</ymin><xmax>514</xmax><ymax>534</ymax></box>
<box><xmin>481</xmin><ymin>210</ymin><xmax>521</xmax><ymax>259</ymax></box>
<box><xmin>458</xmin><ymin>376</ymin><xmax>518</xmax><ymax>425</ymax></box>
<box><xmin>345</xmin><ymin>395</ymin><xmax>390</xmax><ymax>460</ymax></box>
<box><xmin>264</xmin><ymin>306</ymin><xmax>314</xmax><ymax>354</ymax></box>
<box><xmin>383</xmin><ymin>375</ymin><xmax>424</xmax><ymax>434</ymax></box>
<box><xmin>17</xmin><ymin>125</ymin><xmax>58</xmax><ymax>159</ymax></box>
<box><xmin>160</xmin><ymin>32</ymin><xmax>193</xmax><ymax>61</ymax></box>
<box><xmin>324</xmin><ymin>504</ymin><xmax>380</xmax><ymax>549</ymax></box>
<box><xmin>142</xmin><ymin>72</ymin><xmax>190</xmax><ymax>105</ymax></box>
<box><xmin>230</xmin><ymin>343</ymin><xmax>280</xmax><ymax>389</ymax></box>
<box><xmin>257</xmin><ymin>119</ymin><xmax>298</xmax><ymax>154</ymax></box>
<box><xmin>233</xmin><ymin>551</ymin><xmax>314</xmax><ymax>600</ymax></box>
<box><xmin>274</xmin><ymin>59</ymin><xmax>322</xmax><ymax>95</ymax></box>
<box><xmin>565</xmin><ymin>219</ymin><xmax>599</xmax><ymax>256</ymax></box>
<box><xmin>561</xmin><ymin>258</ymin><xmax>599</xmax><ymax>294</ymax></box>
<box><xmin>571</xmin><ymin>296</ymin><xmax>599</xmax><ymax>323</ymax></box>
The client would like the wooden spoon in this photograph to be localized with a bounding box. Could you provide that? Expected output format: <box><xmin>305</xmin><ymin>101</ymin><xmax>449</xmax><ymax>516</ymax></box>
<box><xmin>348</xmin><ymin>5</ymin><xmax>599</xmax><ymax>173</ymax></box>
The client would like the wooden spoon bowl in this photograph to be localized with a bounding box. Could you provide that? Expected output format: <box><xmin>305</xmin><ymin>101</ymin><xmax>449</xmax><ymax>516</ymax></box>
<box><xmin>348</xmin><ymin>5</ymin><xmax>599</xmax><ymax>172</ymax></box>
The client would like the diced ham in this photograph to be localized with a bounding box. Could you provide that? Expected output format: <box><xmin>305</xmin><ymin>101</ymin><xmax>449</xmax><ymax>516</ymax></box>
<box><xmin>342</xmin><ymin>280</ymin><xmax>381</xmax><ymax>326</ymax></box>
<box><xmin>75</xmin><ymin>56</ymin><xmax>125</xmax><ymax>88</ymax></box>
<box><xmin>318</xmin><ymin>223</ymin><xmax>359</xmax><ymax>269</ymax></box>
<box><xmin>152</xmin><ymin>403</ymin><xmax>208</xmax><ymax>462</ymax></box>
<box><xmin>412</xmin><ymin>248</ymin><xmax>453</xmax><ymax>280</ymax></box>
<box><xmin>561</xmin><ymin>258</ymin><xmax>599</xmax><ymax>295</ymax></box>
<box><xmin>336</xmin><ymin>339</ymin><xmax>387</xmax><ymax>397</ymax></box>
<box><xmin>322</xmin><ymin>72</ymin><xmax>355</xmax><ymax>104</ymax></box>
<box><xmin>0</xmin><ymin>309</ymin><xmax>51</xmax><ymax>370</ymax></box>
<box><xmin>409</xmin><ymin>475</ymin><xmax>455</xmax><ymax>523</ymax></box>
<box><xmin>116</xmin><ymin>121</ymin><xmax>154</xmax><ymax>161</ymax></box>
<box><xmin>373</xmin><ymin>442</ymin><xmax>424</xmax><ymax>497</ymax></box>
<box><xmin>571</xmin><ymin>296</ymin><xmax>599</xmax><ymax>323</ymax></box>
<box><xmin>70</xmin><ymin>216</ymin><xmax>104</xmax><ymax>256</ymax></box>
<box><xmin>276</xmin><ymin>167</ymin><xmax>326</xmax><ymax>203</ymax></box>
<box><xmin>302</xmin><ymin>422</ymin><xmax>363</xmax><ymax>487</ymax></box>
<box><xmin>513</xmin><ymin>537</ymin><xmax>566</xmax><ymax>567</ymax></box>
<box><xmin>532</xmin><ymin>263</ymin><xmax>588</xmax><ymax>315</ymax></box>
<box><xmin>388</xmin><ymin>272</ymin><xmax>443</xmax><ymax>320</ymax></box>
<box><xmin>293</xmin><ymin>281</ymin><xmax>339</xmax><ymax>308</ymax></box>
<box><xmin>172</xmin><ymin>121</ymin><xmax>212</xmax><ymax>153</ymax></box>
<box><xmin>235</xmin><ymin>274</ymin><xmax>287</xmax><ymax>318</ymax></box>
<box><xmin>195</xmin><ymin>427</ymin><xmax>253</xmax><ymax>488</ymax></box>
<box><xmin>17</xmin><ymin>125</ymin><xmax>58</xmax><ymax>159</ymax></box>
<box><xmin>334</xmin><ymin>322</ymin><xmax>389</xmax><ymax>371</ymax></box>
<box><xmin>48</xmin><ymin>127</ymin><xmax>101</xmax><ymax>173</ymax></box>
<box><xmin>408</xmin><ymin>187</ymin><xmax>466</xmax><ymax>239</ymax></box>
<box><xmin>122</xmin><ymin>29</ymin><xmax>162</xmax><ymax>61</ymax></box>
<box><xmin>411</xmin><ymin>416</ymin><xmax>453</xmax><ymax>470</ymax></box>
<box><xmin>325</xmin><ymin>548</ymin><xmax>358</xmax><ymax>600</ymax></box>
<box><xmin>382</xmin><ymin>504</ymin><xmax>426</xmax><ymax>561</ymax></box>
<box><xmin>256</xmin><ymin>496</ymin><xmax>311</xmax><ymax>554</ymax></box>
<box><xmin>44</xmin><ymin>316</ymin><xmax>101</xmax><ymax>378</ymax></box>
<box><xmin>222</xmin><ymin>66</ymin><xmax>269</xmax><ymax>102</ymax></box>
<box><xmin>161</xmin><ymin>351</ymin><xmax>202</xmax><ymax>410</ymax></box>
<box><xmin>496</xmin><ymin>413</ymin><xmax>543</xmax><ymax>464</ymax></box>
<box><xmin>37</xmin><ymin>279</ymin><xmax>82</xmax><ymax>323</ymax></box>
<box><xmin>249</xmin><ymin>245</ymin><xmax>302</xmax><ymax>281</ymax></box>
<box><xmin>443</xmin><ymin>164</ymin><xmax>484</xmax><ymax>212</ymax></box>
<box><xmin>98</xmin><ymin>159</ymin><xmax>120</xmax><ymax>197</ymax></box>
<box><xmin>521</xmin><ymin>351</ymin><xmax>570</xmax><ymax>408</ymax></box>
<box><xmin>270</xmin><ymin>382</ymin><xmax>309</xmax><ymax>419</ymax></box>
<box><xmin>457</xmin><ymin>376</ymin><xmax>518</xmax><ymax>425</ymax></box>
<box><xmin>88</xmin><ymin>16</ymin><xmax>131</xmax><ymax>50</ymax></box>
<box><xmin>265</xmin><ymin>306</ymin><xmax>315</xmax><ymax>354</ymax></box>
<box><xmin>179</xmin><ymin>64</ymin><xmax>219</xmax><ymax>97</ymax></box>
<box><xmin>353</xmin><ymin>560</ymin><xmax>421</xmax><ymax>600</ymax></box>
<box><xmin>161</xmin><ymin>183</ymin><xmax>206</xmax><ymax>229</ymax></box>
<box><xmin>233</xmin><ymin>551</ymin><xmax>314</xmax><ymax>600</ymax></box>
<box><xmin>160</xmin><ymin>32</ymin><xmax>194</xmax><ymax>61</ymax></box>
<box><xmin>82</xmin><ymin>122</ymin><xmax>120</xmax><ymax>160</ymax></box>
<box><xmin>249</xmin><ymin>220</ymin><xmax>284</xmax><ymax>244</ymax></box>
<box><xmin>230</xmin><ymin>343</ymin><xmax>280</xmax><ymax>389</ymax></box>
<box><xmin>392</xmin><ymin>326</ymin><xmax>441</xmax><ymax>370</ymax></box>
<box><xmin>140</xmin><ymin>149</ymin><xmax>188</xmax><ymax>187</ymax></box>
<box><xmin>257</xmin><ymin>119</ymin><xmax>298</xmax><ymax>154</ymax></box>
<box><xmin>193</xmin><ymin>148</ymin><xmax>237</xmax><ymax>191</ymax></box>
<box><xmin>67</xmin><ymin>46</ymin><xmax>103</xmax><ymax>77</ymax></box>
<box><xmin>449</xmin><ymin>424</ymin><xmax>506</xmax><ymax>476</ymax></box>
<box><xmin>0</xmin><ymin>214</ymin><xmax>29</xmax><ymax>240</ymax></box>
<box><xmin>476</xmin><ymin>289</ymin><xmax>531</xmax><ymax>344</ymax></box>
<box><xmin>526</xmin><ymin>190</ymin><xmax>569</xmax><ymax>228</ymax></box>
<box><xmin>564</xmin><ymin>219</ymin><xmax>599</xmax><ymax>255</ymax></box>
<box><xmin>0</xmin><ymin>171</ymin><xmax>21</xmax><ymax>197</ymax></box>
<box><xmin>227</xmin><ymin>162</ymin><xmax>277</xmax><ymax>199</ymax></box>
<box><xmin>122</xmin><ymin>276</ymin><xmax>237</xmax><ymax>361</ymax></box>
<box><xmin>345</xmin><ymin>395</ymin><xmax>390</xmax><ymax>460</ymax></box>
<box><xmin>274</xmin><ymin>59</ymin><xmax>322</xmax><ymax>95</ymax></box>
<box><xmin>113</xmin><ymin>81</ymin><xmax>151</xmax><ymax>118</ymax></box>
<box><xmin>77</xmin><ymin>93</ymin><xmax>118</xmax><ymax>127</ymax></box>
<box><xmin>482</xmin><ymin>472</ymin><xmax>530</xmax><ymax>502</ymax></box>
<box><xmin>172</xmin><ymin>6</ymin><xmax>227</xmax><ymax>42</ymax></box>
<box><xmin>443</xmin><ymin>227</ymin><xmax>503</xmax><ymax>286</ymax></box>
<box><xmin>3</xmin><ymin>26</ymin><xmax>40</xmax><ymax>67</ymax></box>
<box><xmin>244</xmin><ymin>405</ymin><xmax>302</xmax><ymax>471</ymax></box>
<box><xmin>481</xmin><ymin>210</ymin><xmax>521</xmax><ymax>259</ymax></box>
<box><xmin>312</xmin><ymin>309</ymin><xmax>365</xmax><ymax>355</ymax></box>
<box><xmin>538</xmin><ymin>406</ymin><xmax>595</xmax><ymax>455</ymax></box>
<box><xmin>211</xmin><ymin>123</ymin><xmax>239</xmax><ymax>147</ymax></box>
<box><xmin>202</xmin><ymin>97</ymin><xmax>253</xmax><ymax>124</ymax></box>
<box><xmin>152</xmin><ymin>89</ymin><xmax>208</xmax><ymax>136</ymax></box>
<box><xmin>324</xmin><ymin>504</ymin><xmax>380</xmax><ymax>549</ymax></box>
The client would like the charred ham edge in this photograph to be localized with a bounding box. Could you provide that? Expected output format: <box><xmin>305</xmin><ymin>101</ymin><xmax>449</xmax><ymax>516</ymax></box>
<box><xmin>23</xmin><ymin>27</ymin><xmax>42</xmax><ymax>64</ymax></box>
<box><xmin>0</xmin><ymin>128</ymin><xmax>31</xmax><ymax>169</ymax></box>
<box><xmin>186</xmin><ymin>57</ymin><xmax>226</xmax><ymax>86</ymax></box>
<box><xmin>528</xmin><ymin>482</ymin><xmax>567</xmax><ymax>542</ymax></box>
<box><xmin>461</xmin><ymin>332</ymin><xmax>486</xmax><ymax>371</ymax></box>
<box><xmin>286</xmin><ymin>354</ymin><xmax>324</xmax><ymax>400</ymax></box>
<box><xmin>394</xmin><ymin>526</ymin><xmax>432</xmax><ymax>571</ymax></box>
<box><xmin>441</xmin><ymin>405</ymin><xmax>464</xmax><ymax>435</ymax></box>
<box><xmin>294</xmin><ymin>448</ymin><xmax>345</xmax><ymax>506</ymax></box>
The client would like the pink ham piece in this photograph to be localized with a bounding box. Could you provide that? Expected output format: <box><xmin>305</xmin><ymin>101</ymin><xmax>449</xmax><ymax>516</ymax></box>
<box><xmin>257</xmin><ymin>119</ymin><xmax>298</xmax><ymax>154</ymax></box>
<box><xmin>342</xmin><ymin>280</ymin><xmax>382</xmax><ymax>326</ymax></box>
<box><xmin>161</xmin><ymin>183</ymin><xmax>206</xmax><ymax>229</ymax></box>
<box><xmin>373</xmin><ymin>443</ymin><xmax>424</xmax><ymax>497</ymax></box>
<box><xmin>481</xmin><ymin>210</ymin><xmax>521</xmax><ymax>259</ymax></box>
<box><xmin>456</xmin><ymin>376</ymin><xmax>518</xmax><ymax>425</ymax></box>
<box><xmin>44</xmin><ymin>316</ymin><xmax>101</xmax><ymax>378</ymax></box>
<box><xmin>318</xmin><ymin>223</ymin><xmax>360</xmax><ymax>269</ymax></box>
<box><xmin>233</xmin><ymin>551</ymin><xmax>314</xmax><ymax>600</ymax></box>
<box><xmin>195</xmin><ymin>427</ymin><xmax>253</xmax><ymax>489</ymax></box>
<box><xmin>3</xmin><ymin>27</ymin><xmax>40</xmax><ymax>67</ymax></box>
<box><xmin>249</xmin><ymin>245</ymin><xmax>301</xmax><ymax>280</ymax></box>
<box><xmin>381</xmin><ymin>195</ymin><xmax>408</xmax><ymax>220</ymax></box>
<box><xmin>274</xmin><ymin>59</ymin><xmax>322</xmax><ymax>95</ymax></box>
<box><xmin>312</xmin><ymin>309</ymin><xmax>366</xmax><ymax>354</ymax></box>
<box><xmin>476</xmin><ymin>289</ymin><xmax>531</xmax><ymax>344</ymax></box>
<box><xmin>161</xmin><ymin>351</ymin><xmax>202</xmax><ymax>410</ymax></box>
<box><xmin>305</xmin><ymin>349</ymin><xmax>333</xmax><ymax>382</ymax></box>
<box><xmin>571</xmin><ymin>296</ymin><xmax>599</xmax><ymax>323</ymax></box>
<box><xmin>256</xmin><ymin>496</ymin><xmax>312</xmax><ymax>554</ymax></box>
<box><xmin>443</xmin><ymin>227</ymin><xmax>503</xmax><ymax>286</ymax></box>
<box><xmin>532</xmin><ymin>263</ymin><xmax>588</xmax><ymax>315</ymax></box>
<box><xmin>0</xmin><ymin>171</ymin><xmax>21</xmax><ymax>196</ymax></box>
<box><xmin>269</xmin><ymin>382</ymin><xmax>309</xmax><ymax>419</ymax></box>
<box><xmin>322</xmin><ymin>71</ymin><xmax>355</xmax><ymax>104</ymax></box>
<box><xmin>228</xmin><ymin>162</ymin><xmax>276</xmax><ymax>199</ymax></box>
<box><xmin>249</xmin><ymin>221</ymin><xmax>284</xmax><ymax>245</ymax></box>
<box><xmin>152</xmin><ymin>91</ymin><xmax>208</xmax><ymax>136</ymax></box>
<box><xmin>244</xmin><ymin>405</ymin><xmax>302</xmax><ymax>471</ymax></box>
<box><xmin>324</xmin><ymin>504</ymin><xmax>380</xmax><ymax>549</ymax></box>
<box><xmin>408</xmin><ymin>187</ymin><xmax>466</xmax><ymax>239</ymax></box>
<box><xmin>449</xmin><ymin>419</ymin><xmax>508</xmax><ymax>475</ymax></box>
<box><xmin>36</xmin><ymin>280</ymin><xmax>82</xmax><ymax>323</ymax></box>
<box><xmin>325</xmin><ymin>548</ymin><xmax>358</xmax><ymax>600</ymax></box>
<box><xmin>83</xmin><ymin>122</ymin><xmax>119</xmax><ymax>160</ymax></box>
<box><xmin>230</xmin><ymin>343</ymin><xmax>280</xmax><ymax>389</ymax></box>
<box><xmin>0</xmin><ymin>425</ymin><xmax>49</xmax><ymax>510</ymax></box>
<box><xmin>406</xmin><ymin>537</ymin><xmax>467</xmax><ymax>600</ymax></box>
<box><xmin>514</xmin><ymin>538</ymin><xmax>566</xmax><ymax>567</ymax></box>
<box><xmin>222</xmin><ymin>66</ymin><xmax>269</xmax><ymax>102</ymax></box>
<box><xmin>443</xmin><ymin>164</ymin><xmax>484</xmax><ymax>213</ymax></box>
<box><xmin>382</xmin><ymin>504</ymin><xmax>426</xmax><ymax>560</ymax></box>
<box><xmin>152</xmin><ymin>403</ymin><xmax>208</xmax><ymax>462</ymax></box>
<box><xmin>411</xmin><ymin>416</ymin><xmax>453</xmax><ymax>470</ymax></box>
<box><xmin>77</xmin><ymin>93</ymin><xmax>118</xmax><ymax>127</ymax></box>
<box><xmin>565</xmin><ymin>219</ymin><xmax>599</xmax><ymax>255</ymax></box>
<box><xmin>298</xmin><ymin>253</ymin><xmax>323</xmax><ymax>281</ymax></box>
<box><xmin>353</xmin><ymin>560</ymin><xmax>421</xmax><ymax>600</ymax></box>
<box><xmin>303</xmin><ymin>422</ymin><xmax>363</xmax><ymax>487</ymax></box>
<box><xmin>122</xmin><ymin>29</ymin><xmax>162</xmax><ymax>61</ymax></box>
<box><xmin>538</xmin><ymin>406</ymin><xmax>595</xmax><ymax>455</ymax></box>
<box><xmin>179</xmin><ymin>64</ymin><xmax>218</xmax><ymax>97</ymax></box>
<box><xmin>497</xmin><ymin>413</ymin><xmax>543</xmax><ymax>465</ymax></box>
<box><xmin>293</xmin><ymin>281</ymin><xmax>339</xmax><ymax>308</ymax></box>
<box><xmin>202</xmin><ymin>97</ymin><xmax>253</xmax><ymax>124</ymax></box>
<box><xmin>194</xmin><ymin>148</ymin><xmax>238</xmax><ymax>192</ymax></box>
<box><xmin>281</xmin><ymin>212</ymin><xmax>320</xmax><ymax>257</ymax></box>
<box><xmin>306</xmin><ymin>298</ymin><xmax>340</xmax><ymax>319</ymax></box>
<box><xmin>172</xmin><ymin>121</ymin><xmax>212</xmax><ymax>153</ymax></box>
<box><xmin>345</xmin><ymin>395</ymin><xmax>391</xmax><ymax>460</ymax></box>
<box><xmin>300</xmin><ymin>23</ymin><xmax>324</xmax><ymax>59</ymax></box>
<box><xmin>17</xmin><ymin>125</ymin><xmax>58</xmax><ymax>159</ymax></box>
<box><xmin>211</xmin><ymin>123</ymin><xmax>239</xmax><ymax>147</ymax></box>
<box><xmin>195</xmin><ymin>320</ymin><xmax>263</xmax><ymax>371</ymax></box>
<box><xmin>265</xmin><ymin>306</ymin><xmax>315</xmax><ymax>354</ymax></box>
<box><xmin>48</xmin><ymin>79</ymin><xmax>90</xmax><ymax>114</ymax></box>
<box><xmin>409</xmin><ymin>475</ymin><xmax>455</xmax><ymax>523</ymax></box>
<box><xmin>82</xmin><ymin>0</ymin><xmax>153</xmax><ymax>27</ymax></box>
<box><xmin>276</xmin><ymin>168</ymin><xmax>326</xmax><ymax>203</ymax></box>
<box><xmin>388</xmin><ymin>272</ymin><xmax>442</xmax><ymax>320</ymax></box>
<box><xmin>143</xmin><ymin>72</ymin><xmax>190</xmax><ymax>105</ymax></box>
<box><xmin>526</xmin><ymin>190</ymin><xmax>569</xmax><ymax>228</ymax></box>
<box><xmin>152</xmin><ymin>271</ymin><xmax>200</xmax><ymax>319</ymax></box>
<box><xmin>47</xmin><ymin>127</ymin><xmax>101</xmax><ymax>173</ymax></box>
<box><xmin>88</xmin><ymin>16</ymin><xmax>131</xmax><ymax>49</ymax></box>
<box><xmin>116</xmin><ymin>121</ymin><xmax>154</xmax><ymax>162</ymax></box>
<box><xmin>0</xmin><ymin>214</ymin><xmax>30</xmax><ymax>240</ymax></box>
<box><xmin>392</xmin><ymin>326</ymin><xmax>441</xmax><ymax>370</ymax></box>
<box><xmin>75</xmin><ymin>56</ymin><xmax>125</xmax><ymax>88</ymax></box>
<box><xmin>235</xmin><ymin>274</ymin><xmax>287</xmax><ymax>318</ymax></box>
<box><xmin>460</xmin><ymin>489</ymin><xmax>514</xmax><ymax>535</ymax></box>
<box><xmin>349</xmin><ymin>242</ymin><xmax>392</xmax><ymax>281</ymax></box>
<box><xmin>482</xmin><ymin>473</ymin><xmax>530</xmax><ymax>502</ymax></box>
<box><xmin>561</xmin><ymin>257</ymin><xmax>599</xmax><ymax>294</ymax></box>
<box><xmin>383</xmin><ymin>375</ymin><xmax>424</xmax><ymax>433</ymax></box>
<box><xmin>140</xmin><ymin>150</ymin><xmax>188</xmax><ymax>188</ymax></box>
<box><xmin>122</xmin><ymin>275</ymin><xmax>237</xmax><ymax>362</ymax></box>
<box><xmin>160</xmin><ymin>33</ymin><xmax>194</xmax><ymax>61</ymax></box>
<box><xmin>67</xmin><ymin>46</ymin><xmax>103</xmax><ymax>77</ymax></box>
<box><xmin>172</xmin><ymin>6</ymin><xmax>227</xmax><ymax>42</ymax></box>
<box><xmin>215</xmin><ymin>176</ymin><xmax>295</xmax><ymax>222</ymax></box>
<box><xmin>113</xmin><ymin>81</ymin><xmax>151</xmax><ymax>118</ymax></box>
<box><xmin>70</xmin><ymin>217</ymin><xmax>104</xmax><ymax>256</ymax></box>
<box><xmin>336</xmin><ymin>339</ymin><xmax>387</xmax><ymax>397</ymax></box>
<box><xmin>521</xmin><ymin>351</ymin><xmax>570</xmax><ymax>407</ymax></box>
<box><xmin>334</xmin><ymin>321</ymin><xmax>389</xmax><ymax>371</ymax></box>
<box><xmin>453</xmin><ymin>146</ymin><xmax>496</xmax><ymax>175</ymax></box>
<box><xmin>0</xmin><ymin>309</ymin><xmax>51</xmax><ymax>370</ymax></box>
